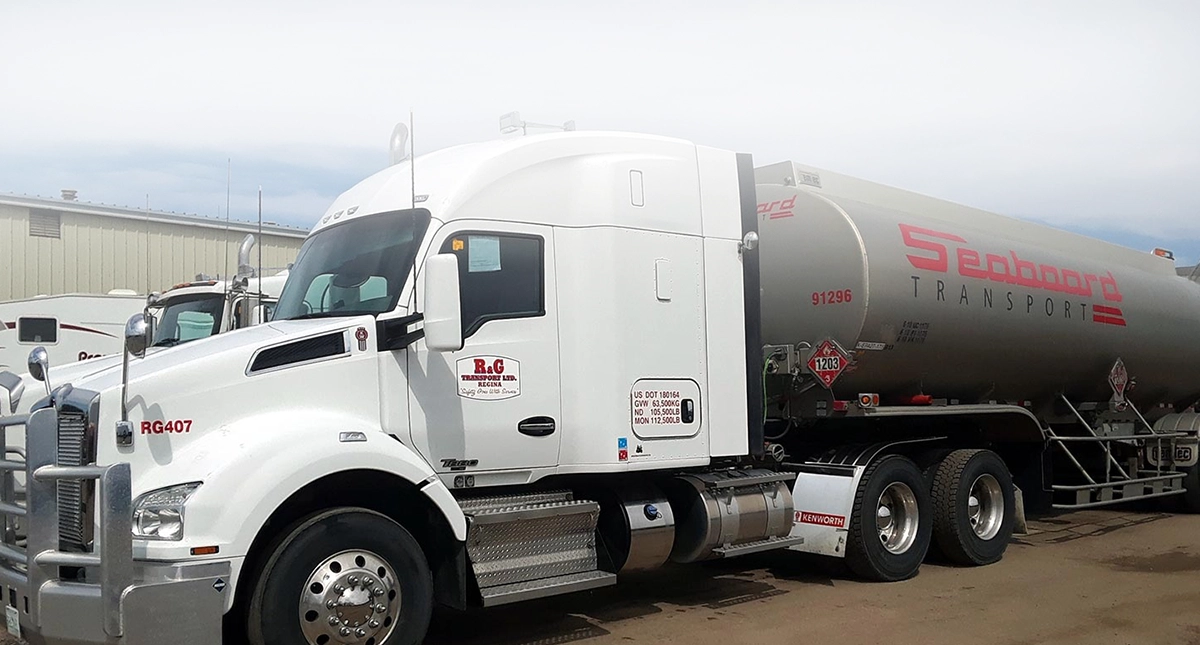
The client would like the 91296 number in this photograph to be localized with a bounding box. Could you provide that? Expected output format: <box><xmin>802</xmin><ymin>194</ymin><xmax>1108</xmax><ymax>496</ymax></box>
<box><xmin>812</xmin><ymin>289</ymin><xmax>853</xmax><ymax>306</ymax></box>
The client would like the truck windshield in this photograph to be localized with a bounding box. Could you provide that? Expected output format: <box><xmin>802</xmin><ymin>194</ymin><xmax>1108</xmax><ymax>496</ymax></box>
<box><xmin>273</xmin><ymin>209</ymin><xmax>431</xmax><ymax>321</ymax></box>
<box><xmin>153</xmin><ymin>294</ymin><xmax>225</xmax><ymax>347</ymax></box>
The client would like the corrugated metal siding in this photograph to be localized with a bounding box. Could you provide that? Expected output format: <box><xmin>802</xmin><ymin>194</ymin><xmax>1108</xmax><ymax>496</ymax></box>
<box><xmin>1</xmin><ymin>204</ymin><xmax>306</xmax><ymax>300</ymax></box>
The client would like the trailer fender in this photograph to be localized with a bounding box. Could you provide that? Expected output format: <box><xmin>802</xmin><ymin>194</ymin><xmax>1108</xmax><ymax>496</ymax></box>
<box><xmin>788</xmin><ymin>438</ymin><xmax>942</xmax><ymax>558</ymax></box>
<box><xmin>133</xmin><ymin>410</ymin><xmax>467</xmax><ymax>609</ymax></box>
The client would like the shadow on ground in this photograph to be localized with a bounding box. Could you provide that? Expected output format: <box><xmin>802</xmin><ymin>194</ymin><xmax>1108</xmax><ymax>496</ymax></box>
<box><xmin>425</xmin><ymin>552</ymin><xmax>849</xmax><ymax>645</ymax></box>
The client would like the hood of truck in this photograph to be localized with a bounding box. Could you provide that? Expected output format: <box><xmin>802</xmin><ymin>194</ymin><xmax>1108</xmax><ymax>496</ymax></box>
<box><xmin>65</xmin><ymin>318</ymin><xmax>355</xmax><ymax>395</ymax></box>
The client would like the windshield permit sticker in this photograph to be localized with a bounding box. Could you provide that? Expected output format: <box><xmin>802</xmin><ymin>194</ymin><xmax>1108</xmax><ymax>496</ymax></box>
<box><xmin>468</xmin><ymin>236</ymin><xmax>502</xmax><ymax>273</ymax></box>
<box><xmin>456</xmin><ymin>356</ymin><xmax>520</xmax><ymax>400</ymax></box>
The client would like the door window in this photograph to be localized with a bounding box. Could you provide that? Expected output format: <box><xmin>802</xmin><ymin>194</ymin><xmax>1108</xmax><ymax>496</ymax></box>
<box><xmin>440</xmin><ymin>233</ymin><xmax>544</xmax><ymax>338</ymax></box>
<box><xmin>17</xmin><ymin>317</ymin><xmax>58</xmax><ymax>344</ymax></box>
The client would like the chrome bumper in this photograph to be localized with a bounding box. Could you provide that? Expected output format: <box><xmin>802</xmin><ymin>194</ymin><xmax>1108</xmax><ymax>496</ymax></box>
<box><xmin>0</xmin><ymin>407</ymin><xmax>228</xmax><ymax>645</ymax></box>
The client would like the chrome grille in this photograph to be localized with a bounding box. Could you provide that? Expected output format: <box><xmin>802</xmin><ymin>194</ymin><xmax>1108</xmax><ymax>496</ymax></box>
<box><xmin>57</xmin><ymin>410</ymin><xmax>92</xmax><ymax>551</ymax></box>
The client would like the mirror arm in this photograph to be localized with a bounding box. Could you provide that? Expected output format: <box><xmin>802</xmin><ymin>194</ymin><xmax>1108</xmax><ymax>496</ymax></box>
<box><xmin>376</xmin><ymin>313</ymin><xmax>425</xmax><ymax>351</ymax></box>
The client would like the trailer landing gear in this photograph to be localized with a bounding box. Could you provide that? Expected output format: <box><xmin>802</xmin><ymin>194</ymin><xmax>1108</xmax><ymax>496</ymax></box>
<box><xmin>1181</xmin><ymin>465</ymin><xmax>1200</xmax><ymax>514</ymax></box>
<box><xmin>931</xmin><ymin>449</ymin><xmax>1015</xmax><ymax>566</ymax></box>
<box><xmin>846</xmin><ymin>455</ymin><xmax>932</xmax><ymax>581</ymax></box>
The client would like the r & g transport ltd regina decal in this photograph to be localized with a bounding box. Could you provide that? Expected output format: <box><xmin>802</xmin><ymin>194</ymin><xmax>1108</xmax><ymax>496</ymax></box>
<box><xmin>456</xmin><ymin>356</ymin><xmax>521</xmax><ymax>401</ymax></box>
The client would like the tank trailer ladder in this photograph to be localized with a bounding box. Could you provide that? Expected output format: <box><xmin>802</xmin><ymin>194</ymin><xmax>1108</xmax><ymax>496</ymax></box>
<box><xmin>1046</xmin><ymin>394</ymin><xmax>1188</xmax><ymax>509</ymax></box>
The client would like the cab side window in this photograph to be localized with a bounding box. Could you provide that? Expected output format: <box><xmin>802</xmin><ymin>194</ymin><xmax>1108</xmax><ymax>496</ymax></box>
<box><xmin>18</xmin><ymin>317</ymin><xmax>58</xmax><ymax>344</ymax></box>
<box><xmin>440</xmin><ymin>233</ymin><xmax>544</xmax><ymax>338</ymax></box>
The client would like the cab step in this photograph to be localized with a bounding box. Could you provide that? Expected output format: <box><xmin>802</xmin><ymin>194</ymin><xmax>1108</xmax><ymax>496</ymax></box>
<box><xmin>713</xmin><ymin>534</ymin><xmax>806</xmax><ymax>558</ymax></box>
<box><xmin>480</xmin><ymin>570</ymin><xmax>617</xmax><ymax>607</ymax></box>
<box><xmin>462</xmin><ymin>490</ymin><xmax>609</xmax><ymax>602</ymax></box>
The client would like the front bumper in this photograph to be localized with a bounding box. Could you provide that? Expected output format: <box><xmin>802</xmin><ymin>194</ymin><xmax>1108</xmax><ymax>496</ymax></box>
<box><xmin>0</xmin><ymin>407</ymin><xmax>229</xmax><ymax>645</ymax></box>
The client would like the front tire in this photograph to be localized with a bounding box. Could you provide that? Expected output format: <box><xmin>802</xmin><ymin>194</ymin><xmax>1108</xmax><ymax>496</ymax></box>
<box><xmin>931</xmin><ymin>449</ymin><xmax>1015</xmax><ymax>566</ymax></box>
<box><xmin>247</xmin><ymin>508</ymin><xmax>433</xmax><ymax>645</ymax></box>
<box><xmin>846</xmin><ymin>455</ymin><xmax>932</xmax><ymax>581</ymax></box>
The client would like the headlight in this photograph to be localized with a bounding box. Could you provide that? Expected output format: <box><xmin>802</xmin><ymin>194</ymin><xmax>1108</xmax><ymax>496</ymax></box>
<box><xmin>132</xmin><ymin>482</ymin><xmax>201</xmax><ymax>540</ymax></box>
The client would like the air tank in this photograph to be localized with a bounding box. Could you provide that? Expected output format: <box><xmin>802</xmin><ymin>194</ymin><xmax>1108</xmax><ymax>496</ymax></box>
<box><xmin>754</xmin><ymin>161</ymin><xmax>1200</xmax><ymax>408</ymax></box>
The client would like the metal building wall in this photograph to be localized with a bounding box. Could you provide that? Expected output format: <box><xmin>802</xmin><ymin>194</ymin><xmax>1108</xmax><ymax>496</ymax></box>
<box><xmin>0</xmin><ymin>201</ymin><xmax>307</xmax><ymax>301</ymax></box>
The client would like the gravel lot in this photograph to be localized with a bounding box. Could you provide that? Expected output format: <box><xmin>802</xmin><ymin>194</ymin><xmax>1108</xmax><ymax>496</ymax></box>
<box><xmin>9</xmin><ymin>509</ymin><xmax>1200</xmax><ymax>645</ymax></box>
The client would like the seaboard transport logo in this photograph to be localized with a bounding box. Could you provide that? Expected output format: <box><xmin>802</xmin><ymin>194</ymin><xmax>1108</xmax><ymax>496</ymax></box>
<box><xmin>900</xmin><ymin>223</ymin><xmax>1128</xmax><ymax>328</ymax></box>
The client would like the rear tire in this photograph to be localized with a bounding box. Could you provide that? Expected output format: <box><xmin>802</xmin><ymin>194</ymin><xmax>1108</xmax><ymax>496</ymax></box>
<box><xmin>931</xmin><ymin>449</ymin><xmax>1015</xmax><ymax>566</ymax></box>
<box><xmin>846</xmin><ymin>455</ymin><xmax>932</xmax><ymax>581</ymax></box>
<box><xmin>247</xmin><ymin>508</ymin><xmax>433</xmax><ymax>645</ymax></box>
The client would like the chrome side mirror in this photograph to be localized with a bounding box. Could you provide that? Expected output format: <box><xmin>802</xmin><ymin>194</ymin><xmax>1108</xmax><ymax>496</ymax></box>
<box><xmin>125</xmin><ymin>314</ymin><xmax>150</xmax><ymax>358</ymax></box>
<box><xmin>27</xmin><ymin>346</ymin><xmax>52</xmax><ymax>398</ymax></box>
<box><xmin>146</xmin><ymin>291</ymin><xmax>162</xmax><ymax>308</ymax></box>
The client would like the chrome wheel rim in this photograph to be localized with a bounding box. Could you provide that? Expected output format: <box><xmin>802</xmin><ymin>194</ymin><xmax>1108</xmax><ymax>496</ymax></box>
<box><xmin>876</xmin><ymin>482</ymin><xmax>919</xmax><ymax>554</ymax></box>
<box><xmin>299</xmin><ymin>549</ymin><xmax>400</xmax><ymax>645</ymax></box>
<box><xmin>968</xmin><ymin>474</ymin><xmax>1005</xmax><ymax>540</ymax></box>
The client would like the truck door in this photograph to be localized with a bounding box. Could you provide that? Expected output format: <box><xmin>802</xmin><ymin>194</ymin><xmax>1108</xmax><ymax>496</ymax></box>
<box><xmin>408</xmin><ymin>223</ymin><xmax>562</xmax><ymax>475</ymax></box>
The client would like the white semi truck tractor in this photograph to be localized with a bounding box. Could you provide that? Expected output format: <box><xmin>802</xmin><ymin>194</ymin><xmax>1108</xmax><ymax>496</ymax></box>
<box><xmin>0</xmin><ymin>132</ymin><xmax>1198</xmax><ymax>645</ymax></box>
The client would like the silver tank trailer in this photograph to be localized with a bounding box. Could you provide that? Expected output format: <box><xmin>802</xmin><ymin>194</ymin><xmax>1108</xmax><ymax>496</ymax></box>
<box><xmin>754</xmin><ymin>161</ymin><xmax>1200</xmax><ymax>408</ymax></box>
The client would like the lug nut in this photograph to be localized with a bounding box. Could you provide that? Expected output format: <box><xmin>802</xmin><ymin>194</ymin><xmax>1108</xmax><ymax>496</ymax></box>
<box><xmin>356</xmin><ymin>628</ymin><xmax>367</xmax><ymax>637</ymax></box>
<box><xmin>374</xmin><ymin>603</ymin><xmax>387</xmax><ymax>613</ymax></box>
<box><xmin>369</xmin><ymin>619</ymin><xmax>380</xmax><ymax>628</ymax></box>
<box><xmin>326</xmin><ymin>600</ymin><xmax>336</xmax><ymax>609</ymax></box>
<box><xmin>333</xmin><ymin>584</ymin><xmax>346</xmax><ymax>594</ymax></box>
<box><xmin>372</xmin><ymin>587</ymin><xmax>384</xmax><ymax>597</ymax></box>
<box><xmin>362</xmin><ymin>577</ymin><xmax>374</xmax><ymax>587</ymax></box>
<box><xmin>340</xmin><ymin>627</ymin><xmax>352</xmax><ymax>637</ymax></box>
<box><xmin>348</xmin><ymin>575</ymin><xmax>359</xmax><ymax>586</ymax></box>
<box><xmin>328</xmin><ymin>616</ymin><xmax>340</xmax><ymax>626</ymax></box>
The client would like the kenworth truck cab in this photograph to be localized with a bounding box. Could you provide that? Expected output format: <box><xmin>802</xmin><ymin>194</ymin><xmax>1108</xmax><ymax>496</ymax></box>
<box><xmin>0</xmin><ymin>132</ymin><xmax>771</xmax><ymax>645</ymax></box>
<box><xmin>1</xmin><ymin>130</ymin><xmax>1196</xmax><ymax>645</ymax></box>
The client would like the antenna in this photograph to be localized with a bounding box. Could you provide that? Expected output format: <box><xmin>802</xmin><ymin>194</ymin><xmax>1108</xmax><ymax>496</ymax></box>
<box><xmin>257</xmin><ymin>186</ymin><xmax>263</xmax><ymax>297</ymax></box>
<box><xmin>410</xmin><ymin>110</ymin><xmax>416</xmax><ymax>211</ymax></box>
<box><xmin>144</xmin><ymin>194</ymin><xmax>151</xmax><ymax>295</ymax></box>
<box><xmin>223</xmin><ymin>158</ymin><xmax>232</xmax><ymax>289</ymax></box>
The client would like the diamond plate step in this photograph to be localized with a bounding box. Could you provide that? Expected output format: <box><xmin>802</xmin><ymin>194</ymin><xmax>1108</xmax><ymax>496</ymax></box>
<box><xmin>712</xmin><ymin>534</ymin><xmax>806</xmax><ymax>558</ymax></box>
<box><xmin>458</xmin><ymin>490</ymin><xmax>574</xmax><ymax>513</ymax></box>
<box><xmin>480</xmin><ymin>570</ymin><xmax>617</xmax><ymax>607</ymax></box>
<box><xmin>464</xmin><ymin>491</ymin><xmax>605</xmax><ymax>594</ymax></box>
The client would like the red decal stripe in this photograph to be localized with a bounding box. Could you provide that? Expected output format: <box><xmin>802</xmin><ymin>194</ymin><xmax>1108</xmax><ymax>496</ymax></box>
<box><xmin>769</xmin><ymin>212</ymin><xmax>794</xmax><ymax>220</ymax></box>
<box><xmin>1093</xmin><ymin>305</ymin><xmax>1123</xmax><ymax>316</ymax></box>
<box><xmin>2</xmin><ymin>322</ymin><xmax>14</xmax><ymax>330</ymax></box>
<box><xmin>59</xmin><ymin>324</ymin><xmax>117</xmax><ymax>338</ymax></box>
<box><xmin>1093</xmin><ymin>315</ymin><xmax>1127</xmax><ymax>327</ymax></box>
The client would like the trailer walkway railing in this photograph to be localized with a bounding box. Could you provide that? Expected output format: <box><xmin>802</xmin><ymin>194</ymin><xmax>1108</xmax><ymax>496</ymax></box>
<box><xmin>1048</xmin><ymin>395</ymin><xmax>1188</xmax><ymax>509</ymax></box>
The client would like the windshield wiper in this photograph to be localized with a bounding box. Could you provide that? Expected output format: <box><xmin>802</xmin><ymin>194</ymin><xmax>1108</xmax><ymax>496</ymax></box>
<box><xmin>152</xmin><ymin>338</ymin><xmax>183</xmax><ymax>348</ymax></box>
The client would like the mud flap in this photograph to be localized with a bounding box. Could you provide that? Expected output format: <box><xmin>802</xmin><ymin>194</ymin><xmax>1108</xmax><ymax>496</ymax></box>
<box><xmin>786</xmin><ymin>465</ymin><xmax>864</xmax><ymax>558</ymax></box>
<box><xmin>1013</xmin><ymin>486</ymin><xmax>1029</xmax><ymax>535</ymax></box>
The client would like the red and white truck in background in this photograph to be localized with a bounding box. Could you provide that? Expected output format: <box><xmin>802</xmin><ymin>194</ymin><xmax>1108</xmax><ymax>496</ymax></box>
<box><xmin>0</xmin><ymin>131</ymin><xmax>1197</xmax><ymax>645</ymax></box>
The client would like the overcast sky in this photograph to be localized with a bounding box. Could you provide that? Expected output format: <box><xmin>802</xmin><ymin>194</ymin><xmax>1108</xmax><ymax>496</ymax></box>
<box><xmin>2</xmin><ymin>1</ymin><xmax>1198</xmax><ymax>263</ymax></box>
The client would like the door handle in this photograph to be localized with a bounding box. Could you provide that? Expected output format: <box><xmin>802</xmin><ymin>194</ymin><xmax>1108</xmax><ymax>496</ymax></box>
<box><xmin>518</xmin><ymin>416</ymin><xmax>556</xmax><ymax>437</ymax></box>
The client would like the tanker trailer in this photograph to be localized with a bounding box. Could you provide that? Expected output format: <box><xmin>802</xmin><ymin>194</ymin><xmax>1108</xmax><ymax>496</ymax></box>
<box><xmin>753</xmin><ymin>161</ymin><xmax>1200</xmax><ymax>574</ymax></box>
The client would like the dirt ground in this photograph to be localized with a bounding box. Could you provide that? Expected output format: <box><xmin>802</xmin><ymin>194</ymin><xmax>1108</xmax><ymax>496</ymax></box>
<box><xmin>8</xmin><ymin>509</ymin><xmax>1200</xmax><ymax>645</ymax></box>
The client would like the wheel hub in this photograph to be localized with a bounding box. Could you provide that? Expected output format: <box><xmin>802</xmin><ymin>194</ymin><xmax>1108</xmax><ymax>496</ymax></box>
<box><xmin>300</xmin><ymin>550</ymin><xmax>400</xmax><ymax>645</ymax></box>
<box><xmin>967</xmin><ymin>474</ymin><xmax>1004</xmax><ymax>540</ymax></box>
<box><xmin>876</xmin><ymin>482</ymin><xmax>919</xmax><ymax>554</ymax></box>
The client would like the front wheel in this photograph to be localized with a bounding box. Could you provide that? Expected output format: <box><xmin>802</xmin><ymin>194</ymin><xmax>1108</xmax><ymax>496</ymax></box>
<box><xmin>845</xmin><ymin>455</ymin><xmax>932</xmax><ymax>581</ymax></box>
<box><xmin>247</xmin><ymin>509</ymin><xmax>433</xmax><ymax>645</ymax></box>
